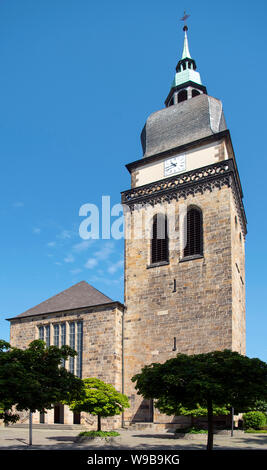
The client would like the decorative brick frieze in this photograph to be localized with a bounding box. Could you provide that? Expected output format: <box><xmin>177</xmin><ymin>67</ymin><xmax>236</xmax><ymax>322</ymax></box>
<box><xmin>121</xmin><ymin>159</ymin><xmax>247</xmax><ymax>236</ymax></box>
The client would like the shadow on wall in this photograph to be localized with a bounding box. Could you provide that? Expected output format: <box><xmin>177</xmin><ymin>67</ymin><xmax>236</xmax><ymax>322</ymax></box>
<box><xmin>132</xmin><ymin>399</ymin><xmax>154</xmax><ymax>423</ymax></box>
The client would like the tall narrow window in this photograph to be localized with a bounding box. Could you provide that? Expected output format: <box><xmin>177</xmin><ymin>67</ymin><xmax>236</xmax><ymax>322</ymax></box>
<box><xmin>60</xmin><ymin>323</ymin><xmax>66</xmax><ymax>367</ymax></box>
<box><xmin>151</xmin><ymin>214</ymin><xmax>168</xmax><ymax>264</ymax></box>
<box><xmin>69</xmin><ymin>322</ymin><xmax>75</xmax><ymax>374</ymax></box>
<box><xmin>61</xmin><ymin>323</ymin><xmax>66</xmax><ymax>346</ymax></box>
<box><xmin>53</xmin><ymin>324</ymin><xmax>59</xmax><ymax>347</ymax></box>
<box><xmin>45</xmin><ymin>325</ymin><xmax>50</xmax><ymax>347</ymax></box>
<box><xmin>184</xmin><ymin>207</ymin><xmax>203</xmax><ymax>257</ymax></box>
<box><xmin>76</xmin><ymin>322</ymin><xmax>83</xmax><ymax>378</ymax></box>
<box><xmin>39</xmin><ymin>326</ymin><xmax>44</xmax><ymax>341</ymax></box>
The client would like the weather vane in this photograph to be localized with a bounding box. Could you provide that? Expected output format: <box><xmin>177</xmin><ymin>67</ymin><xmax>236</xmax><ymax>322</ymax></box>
<box><xmin>180</xmin><ymin>11</ymin><xmax>190</xmax><ymax>31</ymax></box>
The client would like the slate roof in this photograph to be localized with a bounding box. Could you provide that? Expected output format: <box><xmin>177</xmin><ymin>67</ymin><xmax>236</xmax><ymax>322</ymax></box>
<box><xmin>8</xmin><ymin>281</ymin><xmax>117</xmax><ymax>320</ymax></box>
<box><xmin>140</xmin><ymin>94</ymin><xmax>227</xmax><ymax>158</ymax></box>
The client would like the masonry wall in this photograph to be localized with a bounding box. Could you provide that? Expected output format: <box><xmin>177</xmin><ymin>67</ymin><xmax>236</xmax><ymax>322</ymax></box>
<box><xmin>230</xmin><ymin>192</ymin><xmax>246</xmax><ymax>355</ymax></box>
<box><xmin>123</xmin><ymin>184</ymin><xmax>244</xmax><ymax>424</ymax></box>
<box><xmin>9</xmin><ymin>304</ymin><xmax>123</xmax><ymax>429</ymax></box>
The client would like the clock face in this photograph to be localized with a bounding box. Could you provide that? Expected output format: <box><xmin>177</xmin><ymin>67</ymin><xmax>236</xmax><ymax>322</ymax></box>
<box><xmin>164</xmin><ymin>154</ymin><xmax>186</xmax><ymax>176</ymax></box>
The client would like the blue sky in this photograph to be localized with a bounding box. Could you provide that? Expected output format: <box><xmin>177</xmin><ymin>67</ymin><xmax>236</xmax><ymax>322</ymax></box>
<box><xmin>0</xmin><ymin>0</ymin><xmax>266</xmax><ymax>363</ymax></box>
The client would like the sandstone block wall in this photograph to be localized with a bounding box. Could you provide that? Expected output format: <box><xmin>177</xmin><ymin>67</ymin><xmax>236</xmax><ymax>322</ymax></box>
<box><xmin>123</xmin><ymin>184</ymin><xmax>245</xmax><ymax>423</ymax></box>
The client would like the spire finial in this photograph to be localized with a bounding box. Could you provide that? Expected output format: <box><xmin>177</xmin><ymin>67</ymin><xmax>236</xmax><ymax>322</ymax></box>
<box><xmin>180</xmin><ymin>11</ymin><xmax>190</xmax><ymax>31</ymax></box>
<box><xmin>180</xmin><ymin>12</ymin><xmax>191</xmax><ymax>59</ymax></box>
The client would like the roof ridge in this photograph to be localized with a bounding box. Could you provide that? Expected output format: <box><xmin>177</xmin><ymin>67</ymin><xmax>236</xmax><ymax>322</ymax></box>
<box><xmin>8</xmin><ymin>280</ymin><xmax>115</xmax><ymax>320</ymax></box>
<box><xmin>22</xmin><ymin>281</ymin><xmax>88</xmax><ymax>313</ymax></box>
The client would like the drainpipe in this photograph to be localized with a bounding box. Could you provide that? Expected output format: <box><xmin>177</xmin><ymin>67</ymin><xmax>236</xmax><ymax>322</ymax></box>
<box><xmin>121</xmin><ymin>305</ymin><xmax>125</xmax><ymax>428</ymax></box>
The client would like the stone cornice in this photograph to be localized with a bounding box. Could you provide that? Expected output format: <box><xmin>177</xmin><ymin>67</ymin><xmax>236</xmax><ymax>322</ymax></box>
<box><xmin>121</xmin><ymin>159</ymin><xmax>247</xmax><ymax>236</ymax></box>
<box><xmin>6</xmin><ymin>301</ymin><xmax>125</xmax><ymax>322</ymax></box>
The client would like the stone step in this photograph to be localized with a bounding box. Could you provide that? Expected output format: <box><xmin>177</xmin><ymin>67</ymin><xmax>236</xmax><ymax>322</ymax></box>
<box><xmin>10</xmin><ymin>423</ymin><xmax>88</xmax><ymax>430</ymax></box>
<box><xmin>127</xmin><ymin>422</ymin><xmax>177</xmax><ymax>432</ymax></box>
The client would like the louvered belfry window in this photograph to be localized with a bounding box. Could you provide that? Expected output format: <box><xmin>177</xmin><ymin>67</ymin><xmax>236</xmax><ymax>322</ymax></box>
<box><xmin>151</xmin><ymin>214</ymin><xmax>168</xmax><ymax>264</ymax></box>
<box><xmin>184</xmin><ymin>207</ymin><xmax>203</xmax><ymax>257</ymax></box>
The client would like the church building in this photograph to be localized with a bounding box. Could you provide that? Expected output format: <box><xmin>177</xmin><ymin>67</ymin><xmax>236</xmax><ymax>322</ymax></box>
<box><xmin>8</xmin><ymin>24</ymin><xmax>247</xmax><ymax>429</ymax></box>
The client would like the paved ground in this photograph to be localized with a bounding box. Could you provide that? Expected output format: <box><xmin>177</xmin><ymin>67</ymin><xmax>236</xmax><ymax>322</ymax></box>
<box><xmin>0</xmin><ymin>427</ymin><xmax>267</xmax><ymax>450</ymax></box>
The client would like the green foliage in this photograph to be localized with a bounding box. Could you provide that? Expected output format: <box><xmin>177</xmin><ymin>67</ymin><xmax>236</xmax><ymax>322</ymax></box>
<box><xmin>0</xmin><ymin>339</ymin><xmax>84</xmax><ymax>423</ymax></box>
<box><xmin>0</xmin><ymin>408</ymin><xmax>20</xmax><ymax>424</ymax></box>
<box><xmin>68</xmin><ymin>378</ymin><xmax>130</xmax><ymax>418</ymax></box>
<box><xmin>246</xmin><ymin>400</ymin><xmax>267</xmax><ymax>414</ymax></box>
<box><xmin>155</xmin><ymin>396</ymin><xmax>229</xmax><ymax>417</ymax></box>
<box><xmin>79</xmin><ymin>431</ymin><xmax>120</xmax><ymax>438</ymax></box>
<box><xmin>243</xmin><ymin>411</ymin><xmax>267</xmax><ymax>430</ymax></box>
<box><xmin>0</xmin><ymin>340</ymin><xmax>11</xmax><ymax>352</ymax></box>
<box><xmin>244</xmin><ymin>429</ymin><xmax>267</xmax><ymax>433</ymax></box>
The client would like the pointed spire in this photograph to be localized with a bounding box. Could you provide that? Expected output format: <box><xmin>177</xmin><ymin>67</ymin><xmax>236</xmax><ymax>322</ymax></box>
<box><xmin>182</xmin><ymin>28</ymin><xmax>191</xmax><ymax>60</ymax></box>
<box><xmin>164</xmin><ymin>17</ymin><xmax>207</xmax><ymax>108</ymax></box>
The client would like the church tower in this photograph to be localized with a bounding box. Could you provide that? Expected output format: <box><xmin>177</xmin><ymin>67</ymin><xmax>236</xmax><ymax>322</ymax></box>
<box><xmin>121</xmin><ymin>23</ymin><xmax>247</xmax><ymax>425</ymax></box>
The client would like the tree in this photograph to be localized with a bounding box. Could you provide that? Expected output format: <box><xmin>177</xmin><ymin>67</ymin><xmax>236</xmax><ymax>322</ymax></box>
<box><xmin>0</xmin><ymin>339</ymin><xmax>84</xmax><ymax>444</ymax></box>
<box><xmin>132</xmin><ymin>350</ymin><xmax>267</xmax><ymax>451</ymax></box>
<box><xmin>67</xmin><ymin>378</ymin><xmax>130</xmax><ymax>431</ymax></box>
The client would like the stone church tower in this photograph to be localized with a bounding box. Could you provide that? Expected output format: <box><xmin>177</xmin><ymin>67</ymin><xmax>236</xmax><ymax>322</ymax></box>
<box><xmin>121</xmin><ymin>25</ymin><xmax>247</xmax><ymax>424</ymax></box>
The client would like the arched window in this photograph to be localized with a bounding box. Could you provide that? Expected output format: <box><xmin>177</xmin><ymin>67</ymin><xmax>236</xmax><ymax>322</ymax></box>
<box><xmin>168</xmin><ymin>97</ymin><xmax>174</xmax><ymax>107</ymax></box>
<box><xmin>151</xmin><ymin>214</ymin><xmax>168</xmax><ymax>264</ymax></box>
<box><xmin>184</xmin><ymin>207</ymin><xmax>203</xmax><ymax>257</ymax></box>
<box><xmin>178</xmin><ymin>89</ymin><xmax>187</xmax><ymax>103</ymax></box>
<box><xmin>192</xmin><ymin>89</ymin><xmax>200</xmax><ymax>98</ymax></box>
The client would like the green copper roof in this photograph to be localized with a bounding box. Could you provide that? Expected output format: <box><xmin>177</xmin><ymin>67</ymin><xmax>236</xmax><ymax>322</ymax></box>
<box><xmin>171</xmin><ymin>28</ymin><xmax>202</xmax><ymax>89</ymax></box>
<box><xmin>172</xmin><ymin>69</ymin><xmax>202</xmax><ymax>88</ymax></box>
<box><xmin>181</xmin><ymin>30</ymin><xmax>191</xmax><ymax>59</ymax></box>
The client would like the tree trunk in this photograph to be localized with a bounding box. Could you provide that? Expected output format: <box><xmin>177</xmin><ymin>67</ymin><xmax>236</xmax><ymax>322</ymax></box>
<box><xmin>207</xmin><ymin>398</ymin><xmax>213</xmax><ymax>451</ymax></box>
<box><xmin>29</xmin><ymin>411</ymin><xmax>32</xmax><ymax>446</ymax></box>
<box><xmin>231</xmin><ymin>407</ymin><xmax>234</xmax><ymax>437</ymax></box>
<box><xmin>97</xmin><ymin>415</ymin><xmax>101</xmax><ymax>431</ymax></box>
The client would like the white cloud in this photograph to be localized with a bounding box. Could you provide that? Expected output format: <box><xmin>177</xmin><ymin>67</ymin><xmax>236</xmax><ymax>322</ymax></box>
<box><xmin>108</xmin><ymin>259</ymin><xmax>124</xmax><ymax>274</ymax></box>
<box><xmin>47</xmin><ymin>241</ymin><xmax>56</xmax><ymax>247</ymax></box>
<box><xmin>73</xmin><ymin>240</ymin><xmax>94</xmax><ymax>253</ymax></box>
<box><xmin>64</xmin><ymin>254</ymin><xmax>75</xmax><ymax>263</ymax></box>
<box><xmin>57</xmin><ymin>230</ymin><xmax>73</xmax><ymax>240</ymax></box>
<box><xmin>84</xmin><ymin>241</ymin><xmax>115</xmax><ymax>270</ymax></box>
<box><xmin>88</xmin><ymin>274</ymin><xmax>123</xmax><ymax>286</ymax></box>
<box><xmin>33</xmin><ymin>227</ymin><xmax>41</xmax><ymax>234</ymax></box>
<box><xmin>94</xmin><ymin>241</ymin><xmax>114</xmax><ymax>260</ymax></box>
<box><xmin>70</xmin><ymin>268</ymin><xmax>82</xmax><ymax>275</ymax></box>
<box><xmin>85</xmin><ymin>258</ymin><xmax>98</xmax><ymax>269</ymax></box>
